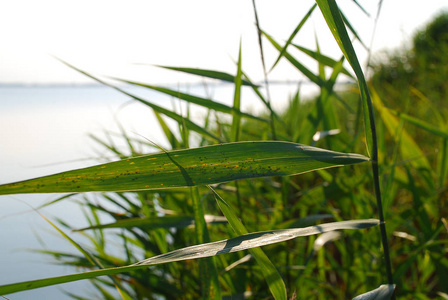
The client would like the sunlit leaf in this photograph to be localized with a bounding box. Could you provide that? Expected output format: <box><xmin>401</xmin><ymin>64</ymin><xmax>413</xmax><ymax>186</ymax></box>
<box><xmin>0</xmin><ymin>219</ymin><xmax>379</xmax><ymax>295</ymax></box>
<box><xmin>155</xmin><ymin>65</ymin><xmax>257</xmax><ymax>87</ymax></box>
<box><xmin>112</xmin><ymin>78</ymin><xmax>268</xmax><ymax>124</ymax></box>
<box><xmin>352</xmin><ymin>284</ymin><xmax>396</xmax><ymax>300</ymax></box>
<box><xmin>212</xmin><ymin>188</ymin><xmax>287</xmax><ymax>300</ymax></box>
<box><xmin>0</xmin><ymin>141</ymin><xmax>369</xmax><ymax>195</ymax></box>
<box><xmin>75</xmin><ymin>215</ymin><xmax>227</xmax><ymax>231</ymax></box>
<box><xmin>315</xmin><ymin>0</ymin><xmax>374</xmax><ymax>157</ymax></box>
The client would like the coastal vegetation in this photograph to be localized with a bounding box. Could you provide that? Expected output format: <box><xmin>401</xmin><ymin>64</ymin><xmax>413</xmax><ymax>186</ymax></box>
<box><xmin>0</xmin><ymin>2</ymin><xmax>447</xmax><ymax>299</ymax></box>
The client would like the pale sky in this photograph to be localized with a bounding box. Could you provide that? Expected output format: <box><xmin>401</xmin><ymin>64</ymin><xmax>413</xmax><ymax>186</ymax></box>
<box><xmin>0</xmin><ymin>0</ymin><xmax>447</xmax><ymax>85</ymax></box>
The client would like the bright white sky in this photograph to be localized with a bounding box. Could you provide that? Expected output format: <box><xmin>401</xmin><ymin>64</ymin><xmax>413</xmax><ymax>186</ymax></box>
<box><xmin>0</xmin><ymin>0</ymin><xmax>447</xmax><ymax>85</ymax></box>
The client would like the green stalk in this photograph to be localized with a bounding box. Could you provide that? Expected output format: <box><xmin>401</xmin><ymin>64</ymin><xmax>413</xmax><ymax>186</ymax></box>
<box><xmin>251</xmin><ymin>0</ymin><xmax>277</xmax><ymax>140</ymax></box>
<box><xmin>315</xmin><ymin>0</ymin><xmax>394</xmax><ymax>290</ymax></box>
<box><xmin>191</xmin><ymin>187</ymin><xmax>221</xmax><ymax>300</ymax></box>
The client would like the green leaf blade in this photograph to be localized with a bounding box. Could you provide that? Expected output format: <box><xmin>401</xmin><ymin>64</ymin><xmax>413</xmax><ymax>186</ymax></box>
<box><xmin>156</xmin><ymin>65</ymin><xmax>257</xmax><ymax>87</ymax></box>
<box><xmin>0</xmin><ymin>219</ymin><xmax>379</xmax><ymax>296</ymax></box>
<box><xmin>315</xmin><ymin>0</ymin><xmax>374</xmax><ymax>156</ymax></box>
<box><xmin>0</xmin><ymin>141</ymin><xmax>369</xmax><ymax>195</ymax></box>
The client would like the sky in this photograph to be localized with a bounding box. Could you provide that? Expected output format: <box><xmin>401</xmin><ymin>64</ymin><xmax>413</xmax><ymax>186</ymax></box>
<box><xmin>1</xmin><ymin>0</ymin><xmax>447</xmax><ymax>85</ymax></box>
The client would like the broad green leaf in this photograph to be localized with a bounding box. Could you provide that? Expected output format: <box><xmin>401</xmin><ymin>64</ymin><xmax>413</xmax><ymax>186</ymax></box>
<box><xmin>112</xmin><ymin>78</ymin><xmax>268</xmax><ymax>124</ymax></box>
<box><xmin>135</xmin><ymin>219</ymin><xmax>378</xmax><ymax>270</ymax></box>
<box><xmin>0</xmin><ymin>141</ymin><xmax>369</xmax><ymax>195</ymax></box>
<box><xmin>211</xmin><ymin>188</ymin><xmax>287</xmax><ymax>300</ymax></box>
<box><xmin>0</xmin><ymin>219</ymin><xmax>379</xmax><ymax>295</ymax></box>
<box><xmin>315</xmin><ymin>0</ymin><xmax>374</xmax><ymax>157</ymax></box>
<box><xmin>155</xmin><ymin>65</ymin><xmax>256</xmax><ymax>87</ymax></box>
<box><xmin>352</xmin><ymin>284</ymin><xmax>396</xmax><ymax>300</ymax></box>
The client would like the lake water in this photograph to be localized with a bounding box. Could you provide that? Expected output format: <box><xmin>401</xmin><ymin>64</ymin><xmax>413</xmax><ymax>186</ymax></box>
<box><xmin>0</xmin><ymin>82</ymin><xmax>308</xmax><ymax>299</ymax></box>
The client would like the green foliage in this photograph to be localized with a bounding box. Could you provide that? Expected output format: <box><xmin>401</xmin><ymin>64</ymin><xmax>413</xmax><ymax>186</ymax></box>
<box><xmin>1</xmin><ymin>3</ymin><xmax>447</xmax><ymax>300</ymax></box>
<box><xmin>371</xmin><ymin>12</ymin><xmax>448</xmax><ymax>121</ymax></box>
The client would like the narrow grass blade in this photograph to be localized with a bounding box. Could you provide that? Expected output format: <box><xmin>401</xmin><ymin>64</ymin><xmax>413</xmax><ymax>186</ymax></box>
<box><xmin>371</xmin><ymin>90</ymin><xmax>432</xmax><ymax>172</ymax></box>
<box><xmin>262</xmin><ymin>30</ymin><xmax>325</xmax><ymax>87</ymax></box>
<box><xmin>0</xmin><ymin>141</ymin><xmax>369</xmax><ymax>195</ymax></box>
<box><xmin>56</xmin><ymin>58</ymin><xmax>223</xmax><ymax>143</ymax></box>
<box><xmin>113</xmin><ymin>78</ymin><xmax>268</xmax><ymax>123</ymax></box>
<box><xmin>351</xmin><ymin>0</ymin><xmax>370</xmax><ymax>17</ymax></box>
<box><xmin>352</xmin><ymin>284</ymin><xmax>396</xmax><ymax>300</ymax></box>
<box><xmin>340</xmin><ymin>10</ymin><xmax>367</xmax><ymax>50</ymax></box>
<box><xmin>211</xmin><ymin>188</ymin><xmax>287</xmax><ymax>300</ymax></box>
<box><xmin>231</xmin><ymin>42</ymin><xmax>243</xmax><ymax>142</ymax></box>
<box><xmin>75</xmin><ymin>215</ymin><xmax>227</xmax><ymax>231</ymax></box>
<box><xmin>315</xmin><ymin>0</ymin><xmax>374</xmax><ymax>156</ymax></box>
<box><xmin>390</xmin><ymin>110</ymin><xmax>448</xmax><ymax>139</ymax></box>
<box><xmin>0</xmin><ymin>219</ymin><xmax>379</xmax><ymax>295</ymax></box>
<box><xmin>241</xmin><ymin>70</ymin><xmax>282</xmax><ymax>123</ymax></box>
<box><xmin>155</xmin><ymin>65</ymin><xmax>256</xmax><ymax>87</ymax></box>
<box><xmin>75</xmin><ymin>216</ymin><xmax>194</xmax><ymax>231</ymax></box>
<box><xmin>270</xmin><ymin>4</ymin><xmax>317</xmax><ymax>71</ymax></box>
<box><xmin>315</xmin><ymin>0</ymin><xmax>394</xmax><ymax>287</ymax></box>
<box><xmin>33</xmin><ymin>208</ymin><xmax>132</xmax><ymax>300</ymax></box>
<box><xmin>292</xmin><ymin>44</ymin><xmax>354</xmax><ymax>78</ymax></box>
<box><xmin>153</xmin><ymin>110</ymin><xmax>181</xmax><ymax>149</ymax></box>
<box><xmin>191</xmin><ymin>187</ymin><xmax>221</xmax><ymax>299</ymax></box>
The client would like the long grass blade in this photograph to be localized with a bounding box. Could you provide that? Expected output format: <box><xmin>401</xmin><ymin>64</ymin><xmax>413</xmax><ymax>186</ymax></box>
<box><xmin>390</xmin><ymin>110</ymin><xmax>448</xmax><ymax>139</ymax></box>
<box><xmin>191</xmin><ymin>187</ymin><xmax>221</xmax><ymax>299</ymax></box>
<box><xmin>56</xmin><ymin>58</ymin><xmax>223</xmax><ymax>143</ymax></box>
<box><xmin>113</xmin><ymin>78</ymin><xmax>267</xmax><ymax>124</ymax></box>
<box><xmin>0</xmin><ymin>219</ymin><xmax>379</xmax><ymax>295</ymax></box>
<box><xmin>231</xmin><ymin>42</ymin><xmax>243</xmax><ymax>142</ymax></box>
<box><xmin>315</xmin><ymin>0</ymin><xmax>373</xmax><ymax>156</ymax></box>
<box><xmin>270</xmin><ymin>4</ymin><xmax>317</xmax><ymax>71</ymax></box>
<box><xmin>0</xmin><ymin>141</ymin><xmax>369</xmax><ymax>195</ymax></box>
<box><xmin>262</xmin><ymin>30</ymin><xmax>325</xmax><ymax>87</ymax></box>
<box><xmin>74</xmin><ymin>215</ymin><xmax>226</xmax><ymax>231</ymax></box>
<box><xmin>371</xmin><ymin>90</ymin><xmax>432</xmax><ymax>172</ymax></box>
<box><xmin>155</xmin><ymin>65</ymin><xmax>256</xmax><ymax>87</ymax></box>
<box><xmin>211</xmin><ymin>188</ymin><xmax>287</xmax><ymax>300</ymax></box>
<box><xmin>352</xmin><ymin>284</ymin><xmax>395</xmax><ymax>300</ymax></box>
<box><xmin>315</xmin><ymin>0</ymin><xmax>394</xmax><ymax>289</ymax></box>
<box><xmin>292</xmin><ymin>44</ymin><xmax>354</xmax><ymax>78</ymax></box>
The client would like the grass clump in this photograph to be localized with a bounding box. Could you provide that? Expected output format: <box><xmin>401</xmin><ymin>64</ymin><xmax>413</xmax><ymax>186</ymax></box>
<box><xmin>1</xmin><ymin>3</ymin><xmax>447</xmax><ymax>300</ymax></box>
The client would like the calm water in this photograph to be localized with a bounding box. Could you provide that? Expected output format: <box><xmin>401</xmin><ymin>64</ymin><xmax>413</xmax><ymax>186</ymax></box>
<box><xmin>0</xmin><ymin>83</ymin><xmax>300</xmax><ymax>299</ymax></box>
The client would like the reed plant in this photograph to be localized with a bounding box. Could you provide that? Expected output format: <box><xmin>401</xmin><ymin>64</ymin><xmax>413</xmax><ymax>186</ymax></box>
<box><xmin>0</xmin><ymin>1</ymin><xmax>446</xmax><ymax>299</ymax></box>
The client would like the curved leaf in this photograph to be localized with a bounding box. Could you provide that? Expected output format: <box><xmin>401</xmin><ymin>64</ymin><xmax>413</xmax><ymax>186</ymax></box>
<box><xmin>0</xmin><ymin>141</ymin><xmax>369</xmax><ymax>195</ymax></box>
<box><xmin>75</xmin><ymin>215</ymin><xmax>227</xmax><ymax>231</ymax></box>
<box><xmin>0</xmin><ymin>219</ymin><xmax>379</xmax><ymax>295</ymax></box>
<box><xmin>212</xmin><ymin>188</ymin><xmax>286</xmax><ymax>300</ymax></box>
<box><xmin>112</xmin><ymin>78</ymin><xmax>268</xmax><ymax>124</ymax></box>
<box><xmin>155</xmin><ymin>65</ymin><xmax>257</xmax><ymax>87</ymax></box>
<box><xmin>315</xmin><ymin>0</ymin><xmax>374</xmax><ymax>156</ymax></box>
<box><xmin>352</xmin><ymin>284</ymin><xmax>396</xmax><ymax>300</ymax></box>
